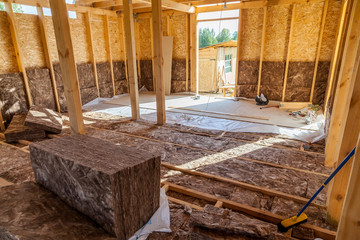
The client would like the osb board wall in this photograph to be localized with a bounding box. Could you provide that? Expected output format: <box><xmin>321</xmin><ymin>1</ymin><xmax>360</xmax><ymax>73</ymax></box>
<box><xmin>0</xmin><ymin>12</ymin><xmax>18</xmax><ymax>73</ymax></box>
<box><xmin>263</xmin><ymin>5</ymin><xmax>291</xmax><ymax>62</ymax></box>
<box><xmin>0</xmin><ymin>11</ymin><xmax>123</xmax><ymax>74</ymax></box>
<box><xmin>109</xmin><ymin>16</ymin><xmax>123</xmax><ymax>61</ymax></box>
<box><xmin>290</xmin><ymin>2</ymin><xmax>323</xmax><ymax>62</ymax></box>
<box><xmin>237</xmin><ymin>0</ymin><xmax>341</xmax><ymax>103</ymax></box>
<box><xmin>91</xmin><ymin>15</ymin><xmax>107</xmax><ymax>63</ymax></box>
<box><xmin>239</xmin><ymin>8</ymin><xmax>264</xmax><ymax>61</ymax></box>
<box><xmin>137</xmin><ymin>17</ymin><xmax>152</xmax><ymax>60</ymax></box>
<box><xmin>170</xmin><ymin>14</ymin><xmax>186</xmax><ymax>59</ymax></box>
<box><xmin>69</xmin><ymin>13</ymin><xmax>90</xmax><ymax>63</ymax></box>
<box><xmin>14</xmin><ymin>13</ymin><xmax>46</xmax><ymax>68</ymax></box>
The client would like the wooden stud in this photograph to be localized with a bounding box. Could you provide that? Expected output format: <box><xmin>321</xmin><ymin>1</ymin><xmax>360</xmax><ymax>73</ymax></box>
<box><xmin>152</xmin><ymin>0</ymin><xmax>166</xmax><ymax>125</ymax></box>
<box><xmin>123</xmin><ymin>0</ymin><xmax>140</xmax><ymax>120</ymax></box>
<box><xmin>281</xmin><ymin>4</ymin><xmax>296</xmax><ymax>102</ymax></box>
<box><xmin>166</xmin><ymin>15</ymin><xmax>171</xmax><ymax>36</ymax></box>
<box><xmin>104</xmin><ymin>15</ymin><xmax>116</xmax><ymax>96</ymax></box>
<box><xmin>336</xmin><ymin>135</ymin><xmax>360</xmax><ymax>239</ymax></box>
<box><xmin>309</xmin><ymin>0</ymin><xmax>329</xmax><ymax>103</ymax></box>
<box><xmin>5</xmin><ymin>2</ymin><xmax>32</xmax><ymax>107</ymax></box>
<box><xmin>185</xmin><ymin>14</ymin><xmax>189</xmax><ymax>92</ymax></box>
<box><xmin>167</xmin><ymin>196</ymin><xmax>203</xmax><ymax>210</ymax></box>
<box><xmin>324</xmin><ymin>0</ymin><xmax>352</xmax><ymax>114</ymax></box>
<box><xmin>325</xmin><ymin>0</ymin><xmax>360</xmax><ymax>167</ymax></box>
<box><xmin>118</xmin><ymin>16</ymin><xmax>129</xmax><ymax>91</ymax></box>
<box><xmin>49</xmin><ymin>0</ymin><xmax>85</xmax><ymax>134</ymax></box>
<box><xmin>163</xmin><ymin>181</ymin><xmax>336</xmax><ymax>240</ymax></box>
<box><xmin>37</xmin><ymin>7</ymin><xmax>61</xmax><ymax>112</ymax></box>
<box><xmin>257</xmin><ymin>6</ymin><xmax>267</xmax><ymax>96</ymax></box>
<box><xmin>150</xmin><ymin>16</ymin><xmax>155</xmax><ymax>92</ymax></box>
<box><xmin>234</xmin><ymin>8</ymin><xmax>243</xmax><ymax>97</ymax></box>
<box><xmin>326</xmin><ymin>0</ymin><xmax>360</xmax><ymax>225</ymax></box>
<box><xmin>189</xmin><ymin>13</ymin><xmax>197</xmax><ymax>92</ymax></box>
<box><xmin>134</xmin><ymin>19</ymin><xmax>142</xmax><ymax>87</ymax></box>
<box><xmin>85</xmin><ymin>12</ymin><xmax>100</xmax><ymax>97</ymax></box>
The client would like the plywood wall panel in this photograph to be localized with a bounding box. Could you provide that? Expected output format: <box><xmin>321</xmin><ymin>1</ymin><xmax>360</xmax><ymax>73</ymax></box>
<box><xmin>91</xmin><ymin>15</ymin><xmax>107</xmax><ymax>62</ymax></box>
<box><xmin>43</xmin><ymin>16</ymin><xmax>59</xmax><ymax>63</ymax></box>
<box><xmin>15</xmin><ymin>13</ymin><xmax>46</xmax><ymax>68</ymax></box>
<box><xmin>109</xmin><ymin>16</ymin><xmax>122</xmax><ymax>61</ymax></box>
<box><xmin>290</xmin><ymin>2</ymin><xmax>324</xmax><ymax>62</ymax></box>
<box><xmin>239</xmin><ymin>8</ymin><xmax>263</xmax><ymax>61</ymax></box>
<box><xmin>69</xmin><ymin>13</ymin><xmax>90</xmax><ymax>63</ymax></box>
<box><xmin>263</xmin><ymin>5</ymin><xmax>291</xmax><ymax>62</ymax></box>
<box><xmin>0</xmin><ymin>12</ymin><xmax>18</xmax><ymax>73</ymax></box>
<box><xmin>171</xmin><ymin>14</ymin><xmax>186</xmax><ymax>59</ymax></box>
<box><xmin>138</xmin><ymin>18</ymin><xmax>152</xmax><ymax>60</ymax></box>
<box><xmin>320</xmin><ymin>0</ymin><xmax>341</xmax><ymax>61</ymax></box>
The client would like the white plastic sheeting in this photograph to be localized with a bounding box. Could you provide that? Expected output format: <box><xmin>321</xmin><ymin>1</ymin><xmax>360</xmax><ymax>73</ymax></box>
<box><xmin>129</xmin><ymin>188</ymin><xmax>171</xmax><ymax>240</ymax></box>
<box><xmin>83</xmin><ymin>96</ymin><xmax>325</xmax><ymax>143</ymax></box>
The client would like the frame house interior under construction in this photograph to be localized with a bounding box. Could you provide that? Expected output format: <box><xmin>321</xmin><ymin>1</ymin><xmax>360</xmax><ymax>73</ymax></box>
<box><xmin>0</xmin><ymin>0</ymin><xmax>360</xmax><ymax>239</ymax></box>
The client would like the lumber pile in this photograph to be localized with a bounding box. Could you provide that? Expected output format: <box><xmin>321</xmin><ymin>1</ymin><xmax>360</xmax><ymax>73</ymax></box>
<box><xmin>29</xmin><ymin>135</ymin><xmax>161</xmax><ymax>239</ymax></box>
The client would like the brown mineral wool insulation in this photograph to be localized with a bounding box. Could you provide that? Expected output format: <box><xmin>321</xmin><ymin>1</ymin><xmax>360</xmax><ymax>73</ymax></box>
<box><xmin>83</xmin><ymin>127</ymin><xmax>327</xmax><ymax>200</ymax></box>
<box><xmin>100</xmin><ymin>121</ymin><xmax>330</xmax><ymax>174</ymax></box>
<box><xmin>0</xmin><ymin>143</ymin><xmax>34</xmax><ymax>183</ymax></box>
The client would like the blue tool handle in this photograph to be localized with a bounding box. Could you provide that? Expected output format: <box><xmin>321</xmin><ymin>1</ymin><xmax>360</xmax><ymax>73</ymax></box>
<box><xmin>297</xmin><ymin>147</ymin><xmax>356</xmax><ymax>218</ymax></box>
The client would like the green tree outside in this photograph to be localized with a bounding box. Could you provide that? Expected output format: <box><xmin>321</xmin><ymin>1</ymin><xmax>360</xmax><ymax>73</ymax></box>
<box><xmin>199</xmin><ymin>28</ymin><xmax>236</xmax><ymax>48</ymax></box>
<box><xmin>216</xmin><ymin>28</ymin><xmax>231</xmax><ymax>44</ymax></box>
<box><xmin>0</xmin><ymin>3</ymin><xmax>24</xmax><ymax>13</ymax></box>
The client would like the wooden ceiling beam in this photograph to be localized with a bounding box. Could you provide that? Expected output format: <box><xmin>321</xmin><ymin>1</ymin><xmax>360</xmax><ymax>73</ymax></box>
<box><xmin>112</xmin><ymin>3</ymin><xmax>150</xmax><ymax>11</ymax></box>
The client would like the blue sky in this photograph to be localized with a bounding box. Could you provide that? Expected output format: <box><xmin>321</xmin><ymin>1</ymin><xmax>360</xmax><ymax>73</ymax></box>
<box><xmin>198</xmin><ymin>9</ymin><xmax>239</xmax><ymax>35</ymax></box>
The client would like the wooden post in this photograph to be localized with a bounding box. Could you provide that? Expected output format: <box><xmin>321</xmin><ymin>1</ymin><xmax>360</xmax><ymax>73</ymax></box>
<box><xmin>185</xmin><ymin>14</ymin><xmax>189</xmax><ymax>92</ymax></box>
<box><xmin>37</xmin><ymin>7</ymin><xmax>61</xmax><ymax>112</ymax></box>
<box><xmin>336</xmin><ymin>134</ymin><xmax>360</xmax><ymax>239</ymax></box>
<box><xmin>152</xmin><ymin>0</ymin><xmax>166</xmax><ymax>125</ymax></box>
<box><xmin>325</xmin><ymin>0</ymin><xmax>360</xmax><ymax>168</ymax></box>
<box><xmin>309</xmin><ymin>0</ymin><xmax>329</xmax><ymax>103</ymax></box>
<box><xmin>326</xmin><ymin>0</ymin><xmax>360</xmax><ymax>225</ymax></box>
<box><xmin>189</xmin><ymin>13</ymin><xmax>197</xmax><ymax>92</ymax></box>
<box><xmin>49</xmin><ymin>0</ymin><xmax>85</xmax><ymax>134</ymax></box>
<box><xmin>257</xmin><ymin>6</ymin><xmax>267</xmax><ymax>96</ymax></box>
<box><xmin>104</xmin><ymin>15</ymin><xmax>116</xmax><ymax>96</ymax></box>
<box><xmin>282</xmin><ymin>4</ymin><xmax>296</xmax><ymax>102</ymax></box>
<box><xmin>85</xmin><ymin>12</ymin><xmax>100</xmax><ymax>97</ymax></box>
<box><xmin>234</xmin><ymin>8</ymin><xmax>243</xmax><ymax>97</ymax></box>
<box><xmin>5</xmin><ymin>2</ymin><xmax>32</xmax><ymax>107</ymax></box>
<box><xmin>123</xmin><ymin>0</ymin><xmax>140</xmax><ymax>120</ymax></box>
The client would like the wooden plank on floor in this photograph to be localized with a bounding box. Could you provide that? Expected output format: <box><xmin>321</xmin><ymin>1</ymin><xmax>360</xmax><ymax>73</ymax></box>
<box><xmin>163</xmin><ymin>181</ymin><xmax>336</xmax><ymax>240</ymax></box>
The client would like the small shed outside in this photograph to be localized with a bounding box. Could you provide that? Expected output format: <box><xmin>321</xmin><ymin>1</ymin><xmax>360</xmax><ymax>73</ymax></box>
<box><xmin>198</xmin><ymin>40</ymin><xmax>237</xmax><ymax>92</ymax></box>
